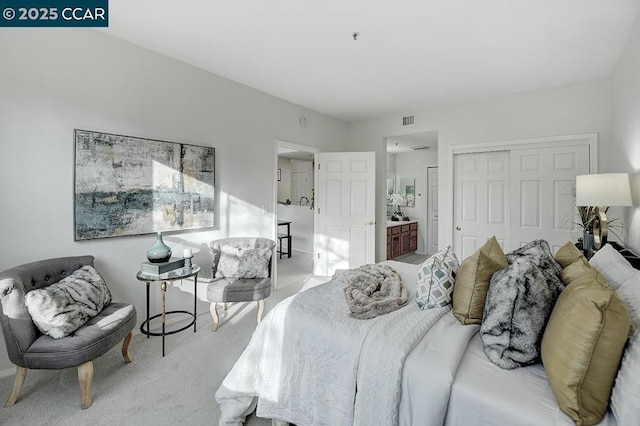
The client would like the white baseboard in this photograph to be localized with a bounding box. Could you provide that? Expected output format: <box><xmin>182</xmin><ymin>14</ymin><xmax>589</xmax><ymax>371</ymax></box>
<box><xmin>0</xmin><ymin>366</ymin><xmax>14</xmax><ymax>379</ymax></box>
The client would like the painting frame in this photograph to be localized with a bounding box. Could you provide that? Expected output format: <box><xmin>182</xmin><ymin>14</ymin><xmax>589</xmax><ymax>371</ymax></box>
<box><xmin>74</xmin><ymin>129</ymin><xmax>215</xmax><ymax>241</ymax></box>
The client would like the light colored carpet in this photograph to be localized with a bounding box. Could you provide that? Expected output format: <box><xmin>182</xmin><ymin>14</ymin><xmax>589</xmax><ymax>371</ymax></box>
<box><xmin>0</xmin><ymin>252</ymin><xmax>327</xmax><ymax>426</ymax></box>
<box><xmin>0</xmin><ymin>251</ymin><xmax>422</xmax><ymax>425</ymax></box>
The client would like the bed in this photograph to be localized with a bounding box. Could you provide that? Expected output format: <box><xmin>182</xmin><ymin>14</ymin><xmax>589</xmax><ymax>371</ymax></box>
<box><xmin>216</xmin><ymin>242</ymin><xmax>640</xmax><ymax>426</ymax></box>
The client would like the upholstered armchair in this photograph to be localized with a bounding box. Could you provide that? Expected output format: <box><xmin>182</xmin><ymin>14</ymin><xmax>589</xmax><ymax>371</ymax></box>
<box><xmin>0</xmin><ymin>256</ymin><xmax>137</xmax><ymax>409</ymax></box>
<box><xmin>207</xmin><ymin>237</ymin><xmax>276</xmax><ymax>331</ymax></box>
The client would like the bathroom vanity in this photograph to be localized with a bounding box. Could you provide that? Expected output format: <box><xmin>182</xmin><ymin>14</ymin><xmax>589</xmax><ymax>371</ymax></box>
<box><xmin>386</xmin><ymin>220</ymin><xmax>418</xmax><ymax>259</ymax></box>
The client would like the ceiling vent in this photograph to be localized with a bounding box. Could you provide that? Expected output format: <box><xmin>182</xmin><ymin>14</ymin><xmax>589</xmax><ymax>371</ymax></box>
<box><xmin>402</xmin><ymin>114</ymin><xmax>415</xmax><ymax>126</ymax></box>
<box><xmin>411</xmin><ymin>146</ymin><xmax>430</xmax><ymax>151</ymax></box>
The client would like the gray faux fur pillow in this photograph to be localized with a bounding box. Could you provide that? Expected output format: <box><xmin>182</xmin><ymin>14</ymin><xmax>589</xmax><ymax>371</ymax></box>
<box><xmin>217</xmin><ymin>245</ymin><xmax>272</xmax><ymax>279</ymax></box>
<box><xmin>24</xmin><ymin>265</ymin><xmax>112</xmax><ymax>339</ymax></box>
<box><xmin>481</xmin><ymin>242</ymin><xmax>564</xmax><ymax>369</ymax></box>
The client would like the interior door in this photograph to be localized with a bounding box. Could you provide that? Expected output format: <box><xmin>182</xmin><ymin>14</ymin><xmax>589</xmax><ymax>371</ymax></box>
<box><xmin>315</xmin><ymin>152</ymin><xmax>376</xmax><ymax>276</ymax></box>
<box><xmin>509</xmin><ymin>145</ymin><xmax>590</xmax><ymax>253</ymax></box>
<box><xmin>453</xmin><ymin>151</ymin><xmax>510</xmax><ymax>260</ymax></box>
<box><xmin>426</xmin><ymin>166</ymin><xmax>439</xmax><ymax>255</ymax></box>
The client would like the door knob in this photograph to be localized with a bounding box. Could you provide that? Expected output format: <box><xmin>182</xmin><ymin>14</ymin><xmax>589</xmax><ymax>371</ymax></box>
<box><xmin>366</xmin><ymin>221</ymin><xmax>374</xmax><ymax>225</ymax></box>
<box><xmin>456</xmin><ymin>226</ymin><xmax>461</xmax><ymax>231</ymax></box>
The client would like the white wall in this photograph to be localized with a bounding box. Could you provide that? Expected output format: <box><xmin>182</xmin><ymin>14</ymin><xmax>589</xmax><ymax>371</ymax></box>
<box><xmin>349</xmin><ymin>78</ymin><xmax>612</xmax><ymax>261</ymax></box>
<box><xmin>612</xmin><ymin>16</ymin><xmax>640</xmax><ymax>254</ymax></box>
<box><xmin>0</xmin><ymin>30</ymin><xmax>348</xmax><ymax>373</ymax></box>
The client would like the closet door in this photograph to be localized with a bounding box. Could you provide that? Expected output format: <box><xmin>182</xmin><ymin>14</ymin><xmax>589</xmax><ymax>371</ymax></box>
<box><xmin>509</xmin><ymin>145</ymin><xmax>589</xmax><ymax>253</ymax></box>
<box><xmin>453</xmin><ymin>151</ymin><xmax>510</xmax><ymax>260</ymax></box>
<box><xmin>453</xmin><ymin>144</ymin><xmax>590</xmax><ymax>258</ymax></box>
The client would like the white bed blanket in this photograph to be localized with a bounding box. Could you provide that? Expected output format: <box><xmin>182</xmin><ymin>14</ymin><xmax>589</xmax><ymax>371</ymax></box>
<box><xmin>216</xmin><ymin>267</ymin><xmax>448</xmax><ymax>426</ymax></box>
<box><xmin>399</xmin><ymin>312</ymin><xmax>480</xmax><ymax>425</ymax></box>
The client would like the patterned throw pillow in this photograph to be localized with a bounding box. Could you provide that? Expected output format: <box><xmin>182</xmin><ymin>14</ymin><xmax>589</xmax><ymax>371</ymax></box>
<box><xmin>416</xmin><ymin>246</ymin><xmax>459</xmax><ymax>310</ymax></box>
<box><xmin>217</xmin><ymin>245</ymin><xmax>272</xmax><ymax>279</ymax></box>
<box><xmin>24</xmin><ymin>265</ymin><xmax>112</xmax><ymax>339</ymax></box>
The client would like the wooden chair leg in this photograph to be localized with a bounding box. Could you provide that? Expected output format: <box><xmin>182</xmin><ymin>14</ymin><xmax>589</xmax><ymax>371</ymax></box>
<box><xmin>78</xmin><ymin>361</ymin><xmax>93</xmax><ymax>409</ymax></box>
<box><xmin>210</xmin><ymin>302</ymin><xmax>219</xmax><ymax>331</ymax></box>
<box><xmin>4</xmin><ymin>366</ymin><xmax>27</xmax><ymax>407</ymax></box>
<box><xmin>257</xmin><ymin>299</ymin><xmax>265</xmax><ymax>324</ymax></box>
<box><xmin>122</xmin><ymin>330</ymin><xmax>134</xmax><ymax>363</ymax></box>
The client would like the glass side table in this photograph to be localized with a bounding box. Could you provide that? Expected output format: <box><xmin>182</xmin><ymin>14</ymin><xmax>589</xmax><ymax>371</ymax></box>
<box><xmin>136</xmin><ymin>264</ymin><xmax>200</xmax><ymax>357</ymax></box>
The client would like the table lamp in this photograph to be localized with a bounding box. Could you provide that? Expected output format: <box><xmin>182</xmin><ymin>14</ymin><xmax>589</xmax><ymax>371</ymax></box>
<box><xmin>575</xmin><ymin>173</ymin><xmax>632</xmax><ymax>249</ymax></box>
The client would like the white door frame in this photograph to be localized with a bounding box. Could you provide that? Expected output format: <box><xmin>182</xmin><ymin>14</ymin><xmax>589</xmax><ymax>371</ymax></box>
<box><xmin>425</xmin><ymin>164</ymin><xmax>438</xmax><ymax>255</ymax></box>
<box><xmin>446</xmin><ymin>133</ymin><xmax>598</xmax><ymax>250</ymax></box>
<box><xmin>273</xmin><ymin>140</ymin><xmax>320</xmax><ymax>289</ymax></box>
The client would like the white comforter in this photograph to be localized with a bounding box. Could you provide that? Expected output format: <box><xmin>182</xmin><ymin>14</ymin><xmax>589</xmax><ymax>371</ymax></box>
<box><xmin>216</xmin><ymin>261</ymin><xmax>461</xmax><ymax>426</ymax></box>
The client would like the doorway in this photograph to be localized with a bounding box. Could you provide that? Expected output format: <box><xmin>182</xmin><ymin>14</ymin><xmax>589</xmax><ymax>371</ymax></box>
<box><xmin>426</xmin><ymin>166</ymin><xmax>439</xmax><ymax>255</ymax></box>
<box><xmin>274</xmin><ymin>140</ymin><xmax>318</xmax><ymax>290</ymax></box>
<box><xmin>386</xmin><ymin>130</ymin><xmax>439</xmax><ymax>257</ymax></box>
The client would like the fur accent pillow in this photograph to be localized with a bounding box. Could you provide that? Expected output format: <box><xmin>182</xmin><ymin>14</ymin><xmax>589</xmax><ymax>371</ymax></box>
<box><xmin>24</xmin><ymin>265</ymin><xmax>112</xmax><ymax>339</ymax></box>
<box><xmin>416</xmin><ymin>246</ymin><xmax>459</xmax><ymax>309</ymax></box>
<box><xmin>506</xmin><ymin>239</ymin><xmax>562</xmax><ymax>277</ymax></box>
<box><xmin>481</xmin><ymin>242</ymin><xmax>564</xmax><ymax>369</ymax></box>
<box><xmin>217</xmin><ymin>245</ymin><xmax>272</xmax><ymax>279</ymax></box>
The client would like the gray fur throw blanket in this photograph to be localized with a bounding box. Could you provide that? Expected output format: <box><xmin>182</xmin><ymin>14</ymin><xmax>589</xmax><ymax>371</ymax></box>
<box><xmin>334</xmin><ymin>263</ymin><xmax>408</xmax><ymax>319</ymax></box>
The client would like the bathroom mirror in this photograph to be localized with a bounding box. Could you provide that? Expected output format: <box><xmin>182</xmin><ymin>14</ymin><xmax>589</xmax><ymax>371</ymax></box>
<box><xmin>386</xmin><ymin>173</ymin><xmax>395</xmax><ymax>205</ymax></box>
<box><xmin>398</xmin><ymin>177</ymin><xmax>415</xmax><ymax>207</ymax></box>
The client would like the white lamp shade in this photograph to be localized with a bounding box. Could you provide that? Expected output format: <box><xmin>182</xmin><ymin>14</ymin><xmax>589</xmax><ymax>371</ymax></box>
<box><xmin>576</xmin><ymin>173</ymin><xmax>633</xmax><ymax>207</ymax></box>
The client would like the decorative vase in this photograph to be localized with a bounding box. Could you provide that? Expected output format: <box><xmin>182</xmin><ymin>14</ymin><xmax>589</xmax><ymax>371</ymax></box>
<box><xmin>583</xmin><ymin>231</ymin><xmax>594</xmax><ymax>252</ymax></box>
<box><xmin>146</xmin><ymin>231</ymin><xmax>172</xmax><ymax>263</ymax></box>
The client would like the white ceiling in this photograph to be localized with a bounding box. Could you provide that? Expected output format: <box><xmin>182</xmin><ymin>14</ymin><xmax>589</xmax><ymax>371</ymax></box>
<box><xmin>102</xmin><ymin>0</ymin><xmax>640</xmax><ymax>123</ymax></box>
<box><xmin>387</xmin><ymin>131</ymin><xmax>439</xmax><ymax>154</ymax></box>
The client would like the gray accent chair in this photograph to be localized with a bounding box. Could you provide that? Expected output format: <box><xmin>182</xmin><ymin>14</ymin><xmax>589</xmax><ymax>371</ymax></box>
<box><xmin>0</xmin><ymin>256</ymin><xmax>137</xmax><ymax>409</ymax></box>
<box><xmin>207</xmin><ymin>238</ymin><xmax>276</xmax><ymax>331</ymax></box>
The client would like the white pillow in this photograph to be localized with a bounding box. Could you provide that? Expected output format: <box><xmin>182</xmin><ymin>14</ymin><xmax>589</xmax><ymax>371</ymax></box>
<box><xmin>590</xmin><ymin>244</ymin><xmax>637</xmax><ymax>289</ymax></box>
<box><xmin>610</xmin><ymin>266</ymin><xmax>640</xmax><ymax>424</ymax></box>
<box><xmin>416</xmin><ymin>246</ymin><xmax>459</xmax><ymax>309</ymax></box>
<box><xmin>617</xmin><ymin>272</ymin><xmax>640</xmax><ymax>328</ymax></box>
<box><xmin>24</xmin><ymin>265</ymin><xmax>112</xmax><ymax>339</ymax></box>
<box><xmin>611</xmin><ymin>330</ymin><xmax>640</xmax><ymax>425</ymax></box>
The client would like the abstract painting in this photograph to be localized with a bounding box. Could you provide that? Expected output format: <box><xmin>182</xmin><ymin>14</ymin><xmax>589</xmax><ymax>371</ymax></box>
<box><xmin>74</xmin><ymin>129</ymin><xmax>215</xmax><ymax>240</ymax></box>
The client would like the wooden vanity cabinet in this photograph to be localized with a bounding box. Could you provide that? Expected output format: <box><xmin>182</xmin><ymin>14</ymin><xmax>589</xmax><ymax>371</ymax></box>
<box><xmin>387</xmin><ymin>222</ymin><xmax>418</xmax><ymax>259</ymax></box>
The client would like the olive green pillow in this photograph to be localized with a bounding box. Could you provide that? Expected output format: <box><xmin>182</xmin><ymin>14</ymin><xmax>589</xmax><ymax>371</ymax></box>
<box><xmin>559</xmin><ymin>257</ymin><xmax>593</xmax><ymax>285</ymax></box>
<box><xmin>452</xmin><ymin>236</ymin><xmax>507</xmax><ymax>325</ymax></box>
<box><xmin>555</xmin><ymin>241</ymin><xmax>585</xmax><ymax>269</ymax></box>
<box><xmin>542</xmin><ymin>262</ymin><xmax>630</xmax><ymax>426</ymax></box>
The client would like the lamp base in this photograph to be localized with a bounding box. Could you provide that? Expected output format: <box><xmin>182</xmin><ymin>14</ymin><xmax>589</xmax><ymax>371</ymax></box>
<box><xmin>592</xmin><ymin>206</ymin><xmax>609</xmax><ymax>250</ymax></box>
